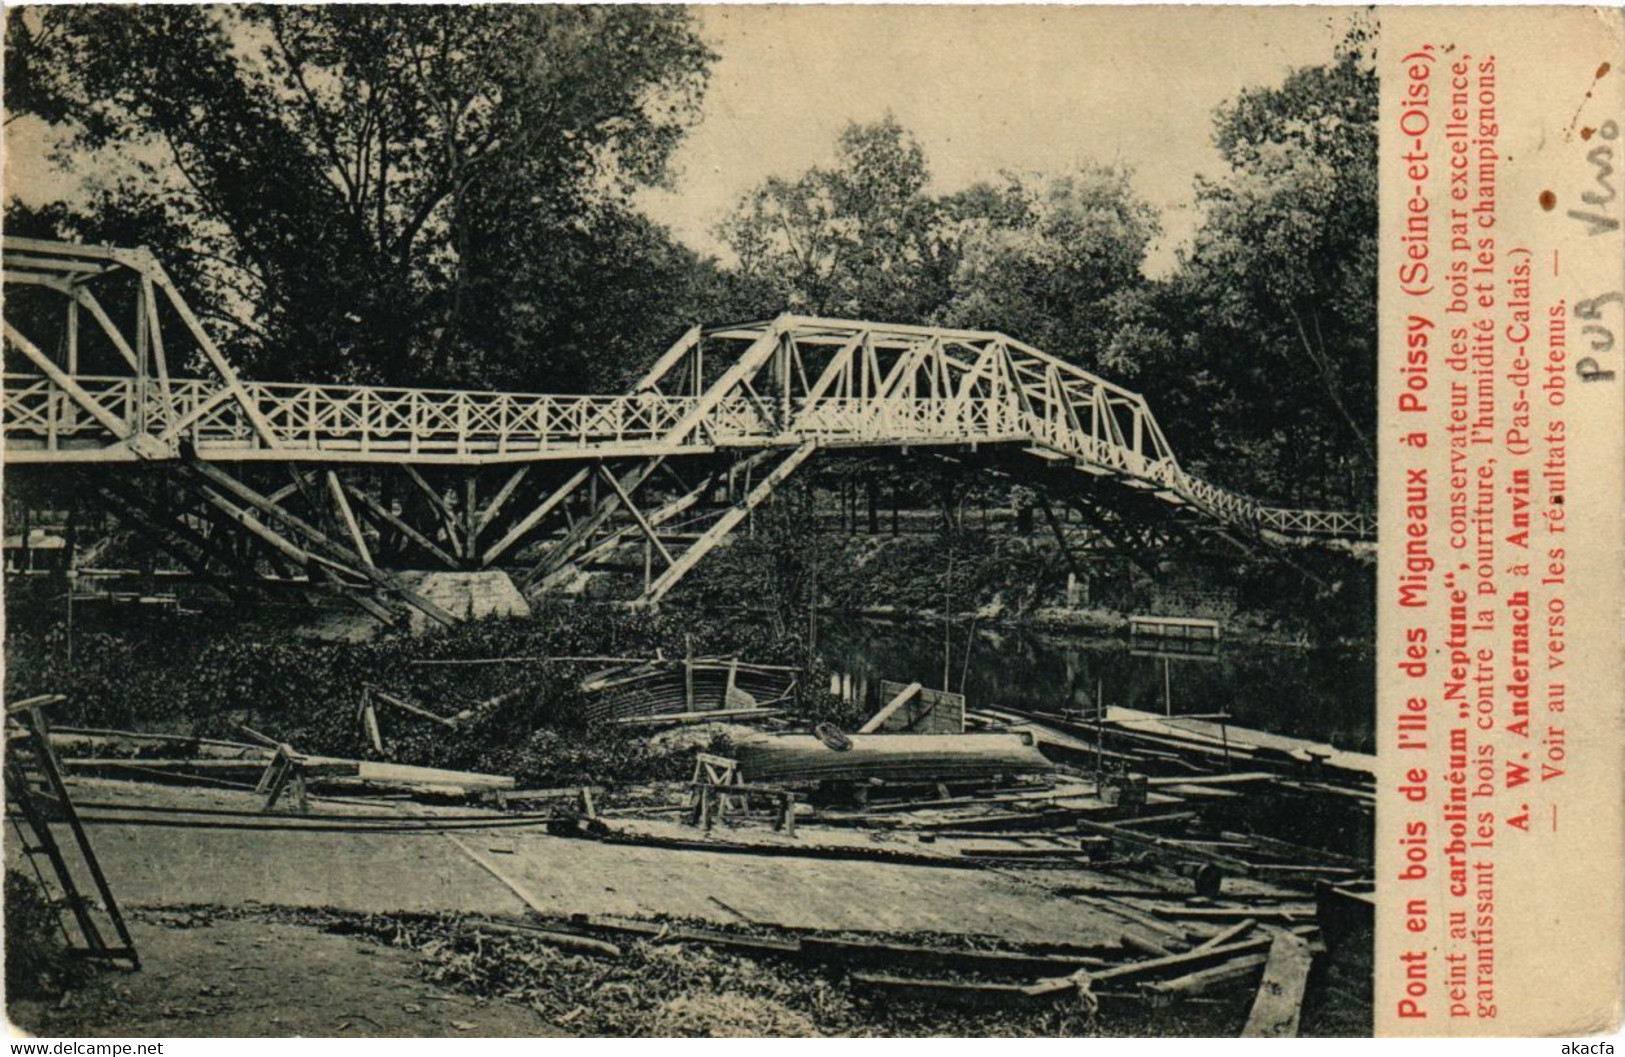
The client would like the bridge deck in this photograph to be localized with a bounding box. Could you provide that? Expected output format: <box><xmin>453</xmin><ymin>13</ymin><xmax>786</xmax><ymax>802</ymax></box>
<box><xmin>2</xmin><ymin>239</ymin><xmax>1374</xmax><ymax>543</ymax></box>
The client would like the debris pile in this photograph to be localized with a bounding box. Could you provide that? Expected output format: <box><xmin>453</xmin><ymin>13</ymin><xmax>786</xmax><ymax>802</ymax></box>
<box><xmin>20</xmin><ymin>659</ymin><xmax>1374</xmax><ymax>1036</ymax></box>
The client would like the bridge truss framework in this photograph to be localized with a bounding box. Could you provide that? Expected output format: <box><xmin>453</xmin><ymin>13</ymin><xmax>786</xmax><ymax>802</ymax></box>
<box><xmin>3</xmin><ymin>239</ymin><xmax>1374</xmax><ymax>628</ymax></box>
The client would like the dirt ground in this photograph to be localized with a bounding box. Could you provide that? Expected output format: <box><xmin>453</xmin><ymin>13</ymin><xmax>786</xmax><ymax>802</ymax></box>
<box><xmin>33</xmin><ymin>780</ymin><xmax>1154</xmax><ymax>945</ymax></box>
<box><xmin>8</xmin><ymin>916</ymin><xmax>561</xmax><ymax>1038</ymax></box>
<box><xmin>7</xmin><ymin>778</ymin><xmax>1361</xmax><ymax>1037</ymax></box>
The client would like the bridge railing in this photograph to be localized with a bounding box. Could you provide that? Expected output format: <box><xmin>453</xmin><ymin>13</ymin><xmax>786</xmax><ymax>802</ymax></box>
<box><xmin>786</xmin><ymin>396</ymin><xmax>1026</xmax><ymax>444</ymax></box>
<box><xmin>1252</xmin><ymin>506</ymin><xmax>1378</xmax><ymax>539</ymax></box>
<box><xmin>3</xmin><ymin>375</ymin><xmax>141</xmax><ymax>441</ymax></box>
<box><xmin>2</xmin><ymin>373</ymin><xmax>709</xmax><ymax>456</ymax></box>
<box><xmin>3</xmin><ymin>368</ymin><xmax>1377</xmax><ymax>539</ymax></box>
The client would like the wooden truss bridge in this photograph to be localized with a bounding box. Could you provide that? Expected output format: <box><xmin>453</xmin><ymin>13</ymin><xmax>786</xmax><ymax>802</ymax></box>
<box><xmin>3</xmin><ymin>238</ymin><xmax>1374</xmax><ymax>628</ymax></box>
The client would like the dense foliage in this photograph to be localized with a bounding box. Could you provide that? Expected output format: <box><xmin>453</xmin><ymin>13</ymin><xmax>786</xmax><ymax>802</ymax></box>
<box><xmin>5</xmin><ymin>869</ymin><xmax>85</xmax><ymax>1000</ymax></box>
<box><xmin>1111</xmin><ymin>23</ymin><xmax>1378</xmax><ymax>507</ymax></box>
<box><xmin>2</xmin><ymin>601</ymin><xmax>850</xmax><ymax>787</ymax></box>
<box><xmin>718</xmin><ymin>116</ymin><xmax>1159</xmax><ymax>373</ymax></box>
<box><xmin>5</xmin><ymin>5</ymin><xmax>721</xmax><ymax>391</ymax></box>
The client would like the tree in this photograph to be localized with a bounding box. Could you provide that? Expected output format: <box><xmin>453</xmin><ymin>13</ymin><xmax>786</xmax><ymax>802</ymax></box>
<box><xmin>718</xmin><ymin>116</ymin><xmax>954</xmax><ymax>322</ymax></box>
<box><xmin>940</xmin><ymin>166</ymin><xmax>1160</xmax><ymax>368</ymax></box>
<box><xmin>1169</xmin><ymin>19</ymin><xmax>1378</xmax><ymax>506</ymax></box>
<box><xmin>4</xmin><ymin>5</ymin><xmax>716</xmax><ymax>388</ymax></box>
<box><xmin>721</xmin><ymin>118</ymin><xmax>1160</xmax><ymax>374</ymax></box>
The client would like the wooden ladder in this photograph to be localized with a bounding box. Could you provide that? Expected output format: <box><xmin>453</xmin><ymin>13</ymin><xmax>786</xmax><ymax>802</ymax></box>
<box><xmin>5</xmin><ymin>701</ymin><xmax>140</xmax><ymax>970</ymax></box>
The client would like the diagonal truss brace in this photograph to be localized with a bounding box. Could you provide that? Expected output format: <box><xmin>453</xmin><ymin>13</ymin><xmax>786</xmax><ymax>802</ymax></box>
<box><xmin>638</xmin><ymin>441</ymin><xmax>817</xmax><ymax>607</ymax></box>
<box><xmin>522</xmin><ymin>459</ymin><xmax>662</xmax><ymax>591</ymax></box>
<box><xmin>185</xmin><ymin>461</ymin><xmax>457</xmax><ymax>627</ymax></box>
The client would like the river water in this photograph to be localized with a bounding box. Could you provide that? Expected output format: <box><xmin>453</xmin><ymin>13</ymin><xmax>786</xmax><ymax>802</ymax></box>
<box><xmin>814</xmin><ymin>617</ymin><xmax>1375</xmax><ymax>754</ymax></box>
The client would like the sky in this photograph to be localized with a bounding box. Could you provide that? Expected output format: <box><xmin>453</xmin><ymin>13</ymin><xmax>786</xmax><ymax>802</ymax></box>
<box><xmin>635</xmin><ymin>5</ymin><xmax>1356</xmax><ymax>275</ymax></box>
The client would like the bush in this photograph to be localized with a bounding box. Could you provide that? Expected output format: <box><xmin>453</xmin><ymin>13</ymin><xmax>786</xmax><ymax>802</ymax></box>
<box><xmin>2</xmin><ymin>598</ymin><xmax>850</xmax><ymax>787</ymax></box>
<box><xmin>5</xmin><ymin>869</ymin><xmax>84</xmax><ymax>1000</ymax></box>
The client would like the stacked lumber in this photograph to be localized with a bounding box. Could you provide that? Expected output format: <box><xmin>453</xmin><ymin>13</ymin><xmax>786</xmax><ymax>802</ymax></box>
<box><xmin>850</xmin><ymin>931</ymin><xmax>1284</xmax><ymax>1007</ymax></box>
<box><xmin>993</xmin><ymin>704</ymin><xmax>1373</xmax><ymax>789</ymax></box>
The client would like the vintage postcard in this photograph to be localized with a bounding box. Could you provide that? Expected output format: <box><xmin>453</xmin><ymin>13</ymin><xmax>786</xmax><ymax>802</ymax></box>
<box><xmin>0</xmin><ymin>3</ymin><xmax>1619</xmax><ymax>1044</ymax></box>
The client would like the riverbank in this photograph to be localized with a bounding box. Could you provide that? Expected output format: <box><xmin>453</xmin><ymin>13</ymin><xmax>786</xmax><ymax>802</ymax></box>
<box><xmin>673</xmin><ymin>529</ymin><xmax>1374</xmax><ymax>648</ymax></box>
<box><xmin>0</xmin><ymin>600</ymin><xmax>854</xmax><ymax>790</ymax></box>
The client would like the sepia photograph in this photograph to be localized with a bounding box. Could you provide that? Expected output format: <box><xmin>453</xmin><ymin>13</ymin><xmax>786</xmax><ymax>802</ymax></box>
<box><xmin>3</xmin><ymin>2</ymin><xmax>1389</xmax><ymax>1039</ymax></box>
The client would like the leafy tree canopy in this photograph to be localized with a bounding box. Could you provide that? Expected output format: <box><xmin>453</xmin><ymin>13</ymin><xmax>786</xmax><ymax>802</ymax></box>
<box><xmin>718</xmin><ymin>115</ymin><xmax>1159</xmax><ymax>375</ymax></box>
<box><xmin>1100</xmin><ymin>18</ymin><xmax>1377</xmax><ymax>508</ymax></box>
<box><xmin>941</xmin><ymin>167</ymin><xmax>1159</xmax><ymax>368</ymax></box>
<box><xmin>5</xmin><ymin>4</ymin><xmax>718</xmax><ymax>390</ymax></box>
<box><xmin>717</xmin><ymin>116</ymin><xmax>955</xmax><ymax>323</ymax></box>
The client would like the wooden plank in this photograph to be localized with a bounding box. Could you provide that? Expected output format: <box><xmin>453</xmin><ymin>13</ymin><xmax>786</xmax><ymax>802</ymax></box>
<box><xmin>850</xmin><ymin>972</ymin><xmax>1045</xmax><ymax>1008</ymax></box>
<box><xmin>1068</xmin><ymin>893</ymin><xmax>1189</xmax><ymax>943</ymax></box>
<box><xmin>61</xmin><ymin>757</ymin><xmax>339</xmax><ymax>775</ymax></box>
<box><xmin>465</xmin><ymin>919</ymin><xmax>620</xmax><ymax>959</ymax></box>
<box><xmin>1193</xmin><ymin>917</ymin><xmax>1257</xmax><ymax>952</ymax></box>
<box><xmin>733</xmin><ymin>730</ymin><xmax>1049</xmax><ymax>785</ymax></box>
<box><xmin>1219</xmin><ymin>830</ymin><xmax>1367</xmax><ymax>869</ymax></box>
<box><xmin>614</xmin><ymin>707</ymin><xmax>782</xmax><ymax>728</ymax></box>
<box><xmin>189</xmin><ymin>462</ymin><xmax>459</xmax><ymax>627</ymax></box>
<box><xmin>360</xmin><ymin>702</ymin><xmax>383</xmax><ymax>754</ymax></box>
<box><xmin>801</xmin><ymin>936</ymin><xmax>1105</xmax><ymax>975</ymax></box>
<box><xmin>153</xmin><ymin>387</ymin><xmax>236</xmax><ymax>445</ymax></box>
<box><xmin>1146</xmin><ymin>772</ymin><xmax>1275</xmax><ymax>788</ymax></box>
<box><xmin>3</xmin><ymin>236</ymin><xmax>124</xmax><ymax>259</ymax></box>
<box><xmin>3</xmin><ymin>323</ymin><xmax>133</xmax><ymax>440</ymax></box>
<box><xmin>862</xmin><ymin>782</ymin><xmax>1098</xmax><ymax>814</ymax></box>
<box><xmin>343</xmin><ymin>483</ymin><xmax>459</xmax><ymax>569</ymax></box>
<box><xmin>1240</xmin><ymin>931</ymin><xmax>1312</xmax><ymax>1037</ymax></box>
<box><xmin>5</xmin><ymin>694</ymin><xmax>66</xmax><ymax>715</ymax></box>
<box><xmin>73</xmin><ymin>288</ymin><xmax>141</xmax><ymax>372</ymax></box>
<box><xmin>561</xmin><ymin>465</ymin><xmax>731</xmax><ymax>573</ymax></box>
<box><xmin>1076</xmin><ymin>935</ymin><xmax>1275</xmax><ymax>988</ymax></box>
<box><xmin>367</xmin><ymin>686</ymin><xmax>460</xmax><ymax>729</ymax></box>
<box><xmin>480</xmin><ymin>466</ymin><xmax>589</xmax><ymax>565</ymax></box>
<box><xmin>350</xmin><ymin>760</ymin><xmax>514</xmax><ymax>790</ymax></box>
<box><xmin>632</xmin><ymin>324</ymin><xmax>702</xmax><ymax>391</ymax></box>
<box><xmin>1153</xmin><ymin>906</ymin><xmax>1311</xmax><ymax>924</ymax></box>
<box><xmin>858</xmin><ymin>681</ymin><xmax>921</xmax><ymax>733</ymax></box>
<box><xmin>151</xmin><ymin>266</ymin><xmax>283</xmax><ymax>448</ymax></box>
<box><xmin>2</xmin><ymin>253</ymin><xmax>115</xmax><ymax>275</ymax></box>
<box><xmin>326</xmin><ymin>471</ymin><xmax>374</xmax><ymax>568</ymax></box>
<box><xmin>1120</xmin><ymin>933</ymin><xmax>1173</xmax><ymax>959</ymax></box>
<box><xmin>10</xmin><ymin>707</ymin><xmax>142</xmax><ymax>966</ymax></box>
<box><xmin>1073</xmin><ymin>817</ymin><xmax>1252</xmax><ymax>874</ymax></box>
<box><xmin>597</xmin><ymin>465</ymin><xmax>673</xmax><ymax>566</ymax></box>
<box><xmin>527</xmin><ymin>459</ymin><xmax>663</xmax><ymax>585</ymax></box>
<box><xmin>1144</xmin><ymin>953</ymin><xmax>1269</xmax><ymax>998</ymax></box>
<box><xmin>192</xmin><ymin>486</ymin><xmax>315</xmax><ymax>568</ymax></box>
<box><xmin>958</xmin><ymin>846</ymin><xmax>1101</xmax><ymax>860</ymax></box>
<box><xmin>876</xmin><ymin>681</ymin><xmax>965</xmax><ymax>735</ymax></box>
<box><xmin>402</xmin><ymin>465</ymin><xmax>462</xmax><ymax>556</ymax></box>
<box><xmin>140</xmin><ymin>275</ymin><xmax>175</xmax><ymax>432</ymax></box>
<box><xmin>654</xmin><ymin>324</ymin><xmax>784</xmax><ymax>447</ymax></box>
<box><xmin>473</xmin><ymin>465</ymin><xmax>531</xmax><ymax>541</ymax></box>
